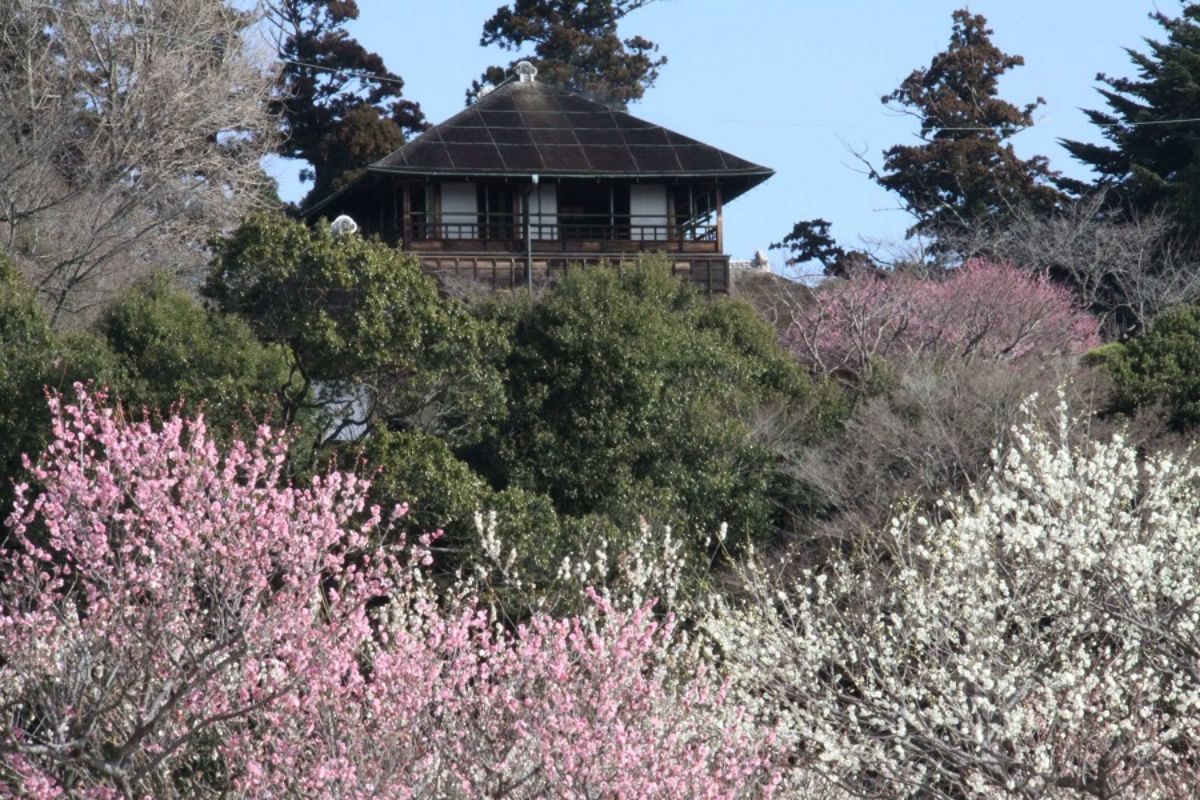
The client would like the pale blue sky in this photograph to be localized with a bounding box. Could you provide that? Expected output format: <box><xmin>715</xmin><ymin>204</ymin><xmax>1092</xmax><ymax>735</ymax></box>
<box><xmin>268</xmin><ymin>1</ymin><xmax>1173</xmax><ymax>272</ymax></box>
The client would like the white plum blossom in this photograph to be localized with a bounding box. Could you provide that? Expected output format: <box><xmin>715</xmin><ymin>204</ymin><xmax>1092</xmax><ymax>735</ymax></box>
<box><xmin>709</xmin><ymin>391</ymin><xmax>1200</xmax><ymax>799</ymax></box>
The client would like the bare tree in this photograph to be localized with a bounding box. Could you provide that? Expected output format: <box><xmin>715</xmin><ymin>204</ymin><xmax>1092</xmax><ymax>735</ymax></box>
<box><xmin>950</xmin><ymin>193</ymin><xmax>1200</xmax><ymax>338</ymax></box>
<box><xmin>788</xmin><ymin>358</ymin><xmax>1105</xmax><ymax>559</ymax></box>
<box><xmin>0</xmin><ymin>0</ymin><xmax>278</xmax><ymax>325</ymax></box>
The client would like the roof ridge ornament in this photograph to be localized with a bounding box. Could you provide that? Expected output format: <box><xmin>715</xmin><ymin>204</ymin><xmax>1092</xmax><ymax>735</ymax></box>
<box><xmin>514</xmin><ymin>60</ymin><xmax>537</xmax><ymax>83</ymax></box>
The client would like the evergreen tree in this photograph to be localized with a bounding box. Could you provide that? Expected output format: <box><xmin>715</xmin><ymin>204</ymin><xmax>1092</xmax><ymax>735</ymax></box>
<box><xmin>471</xmin><ymin>0</ymin><xmax>665</xmax><ymax>108</ymax></box>
<box><xmin>471</xmin><ymin>258</ymin><xmax>828</xmax><ymax>548</ymax></box>
<box><xmin>877</xmin><ymin>9</ymin><xmax>1065</xmax><ymax>240</ymax></box>
<box><xmin>268</xmin><ymin>0</ymin><xmax>426</xmax><ymax>205</ymax></box>
<box><xmin>208</xmin><ymin>213</ymin><xmax>505</xmax><ymax>450</ymax></box>
<box><xmin>770</xmin><ymin>218</ymin><xmax>877</xmax><ymax>277</ymax></box>
<box><xmin>1062</xmin><ymin>4</ymin><xmax>1200</xmax><ymax>238</ymax></box>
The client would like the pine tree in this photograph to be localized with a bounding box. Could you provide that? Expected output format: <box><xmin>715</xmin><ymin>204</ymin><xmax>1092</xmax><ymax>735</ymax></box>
<box><xmin>471</xmin><ymin>0</ymin><xmax>665</xmax><ymax>108</ymax></box>
<box><xmin>1062</xmin><ymin>4</ymin><xmax>1200</xmax><ymax>238</ymax></box>
<box><xmin>877</xmin><ymin>9</ymin><xmax>1065</xmax><ymax>239</ymax></box>
<box><xmin>770</xmin><ymin>218</ymin><xmax>877</xmax><ymax>277</ymax></box>
<box><xmin>268</xmin><ymin>0</ymin><xmax>426</xmax><ymax>205</ymax></box>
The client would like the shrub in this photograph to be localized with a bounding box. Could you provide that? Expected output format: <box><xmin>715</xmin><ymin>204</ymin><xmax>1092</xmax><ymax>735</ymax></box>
<box><xmin>100</xmin><ymin>273</ymin><xmax>293</xmax><ymax>434</ymax></box>
<box><xmin>209</xmin><ymin>213</ymin><xmax>506</xmax><ymax>448</ymax></box>
<box><xmin>1106</xmin><ymin>304</ymin><xmax>1200</xmax><ymax>429</ymax></box>
<box><xmin>360</xmin><ymin>427</ymin><xmax>489</xmax><ymax>548</ymax></box>
<box><xmin>0</xmin><ymin>262</ymin><xmax>120</xmax><ymax>508</ymax></box>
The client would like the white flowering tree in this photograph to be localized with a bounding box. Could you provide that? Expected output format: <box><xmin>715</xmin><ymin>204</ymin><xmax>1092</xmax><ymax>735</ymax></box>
<box><xmin>710</xmin><ymin>393</ymin><xmax>1200</xmax><ymax>798</ymax></box>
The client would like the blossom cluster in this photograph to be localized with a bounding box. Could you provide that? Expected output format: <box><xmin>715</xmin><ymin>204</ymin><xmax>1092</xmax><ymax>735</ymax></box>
<box><xmin>789</xmin><ymin>259</ymin><xmax>1100</xmax><ymax>378</ymax></box>
<box><xmin>708</xmin><ymin>392</ymin><xmax>1200</xmax><ymax>798</ymax></box>
<box><xmin>0</xmin><ymin>387</ymin><xmax>778</xmax><ymax>799</ymax></box>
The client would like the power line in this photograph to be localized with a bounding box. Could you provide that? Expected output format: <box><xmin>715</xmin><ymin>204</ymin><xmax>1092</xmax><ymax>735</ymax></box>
<box><xmin>718</xmin><ymin>116</ymin><xmax>1200</xmax><ymax>132</ymax></box>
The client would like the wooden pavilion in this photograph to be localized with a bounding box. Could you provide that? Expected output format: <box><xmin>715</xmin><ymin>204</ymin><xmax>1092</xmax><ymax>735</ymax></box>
<box><xmin>304</xmin><ymin>62</ymin><xmax>773</xmax><ymax>293</ymax></box>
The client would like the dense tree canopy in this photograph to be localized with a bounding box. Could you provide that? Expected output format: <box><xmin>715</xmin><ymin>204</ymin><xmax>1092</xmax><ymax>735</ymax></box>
<box><xmin>472</xmin><ymin>0</ymin><xmax>665</xmax><ymax>107</ymax></box>
<box><xmin>470</xmin><ymin>260</ymin><xmax>833</xmax><ymax>548</ymax></box>
<box><xmin>876</xmin><ymin>9</ymin><xmax>1065</xmax><ymax>239</ymax></box>
<box><xmin>98</xmin><ymin>274</ymin><xmax>292</xmax><ymax>434</ymax></box>
<box><xmin>268</xmin><ymin>0</ymin><xmax>426</xmax><ymax>204</ymax></box>
<box><xmin>0</xmin><ymin>263</ymin><xmax>301</xmax><ymax>511</ymax></box>
<box><xmin>1063</xmin><ymin>4</ymin><xmax>1200</xmax><ymax>239</ymax></box>
<box><xmin>0</xmin><ymin>260</ymin><xmax>122</xmax><ymax>511</ymax></box>
<box><xmin>208</xmin><ymin>214</ymin><xmax>505</xmax><ymax>449</ymax></box>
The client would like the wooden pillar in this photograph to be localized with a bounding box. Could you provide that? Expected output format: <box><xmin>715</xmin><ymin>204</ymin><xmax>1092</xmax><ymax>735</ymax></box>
<box><xmin>401</xmin><ymin>184</ymin><xmax>412</xmax><ymax>249</ymax></box>
<box><xmin>715</xmin><ymin>186</ymin><xmax>724</xmax><ymax>254</ymax></box>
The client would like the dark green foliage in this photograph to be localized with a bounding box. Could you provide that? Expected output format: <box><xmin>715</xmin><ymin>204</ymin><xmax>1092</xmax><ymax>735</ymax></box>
<box><xmin>0</xmin><ymin>259</ymin><xmax>62</xmax><ymax>489</ymax></box>
<box><xmin>0</xmin><ymin>263</ymin><xmax>319</xmax><ymax>512</ymax></box>
<box><xmin>878</xmin><ymin>9</ymin><xmax>1065</xmax><ymax>239</ymax></box>
<box><xmin>361</xmin><ymin>428</ymin><xmax>489</xmax><ymax>548</ymax></box>
<box><xmin>0</xmin><ymin>261</ymin><xmax>121</xmax><ymax>509</ymax></box>
<box><xmin>359</xmin><ymin>429</ymin><xmax>623</xmax><ymax>616</ymax></box>
<box><xmin>99</xmin><ymin>274</ymin><xmax>292</xmax><ymax>434</ymax></box>
<box><xmin>472</xmin><ymin>258</ymin><xmax>830</xmax><ymax>550</ymax></box>
<box><xmin>472</xmin><ymin>0</ymin><xmax>665</xmax><ymax>107</ymax></box>
<box><xmin>270</xmin><ymin>0</ymin><xmax>426</xmax><ymax>203</ymax></box>
<box><xmin>208</xmin><ymin>213</ymin><xmax>506</xmax><ymax>449</ymax></box>
<box><xmin>1062</xmin><ymin>5</ymin><xmax>1200</xmax><ymax>238</ymax></box>
<box><xmin>1106</xmin><ymin>304</ymin><xmax>1200</xmax><ymax>428</ymax></box>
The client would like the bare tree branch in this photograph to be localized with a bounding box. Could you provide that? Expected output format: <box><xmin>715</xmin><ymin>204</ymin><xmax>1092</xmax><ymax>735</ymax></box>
<box><xmin>0</xmin><ymin>0</ymin><xmax>279</xmax><ymax>325</ymax></box>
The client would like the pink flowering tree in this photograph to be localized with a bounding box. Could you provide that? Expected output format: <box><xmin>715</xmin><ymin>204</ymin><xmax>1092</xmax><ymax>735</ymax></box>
<box><xmin>789</xmin><ymin>259</ymin><xmax>1101</xmax><ymax>379</ymax></box>
<box><xmin>0</xmin><ymin>387</ymin><xmax>778</xmax><ymax>799</ymax></box>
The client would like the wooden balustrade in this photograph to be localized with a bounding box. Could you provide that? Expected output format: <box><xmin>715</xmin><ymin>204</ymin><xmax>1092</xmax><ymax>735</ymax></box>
<box><xmin>382</xmin><ymin>211</ymin><xmax>719</xmax><ymax>253</ymax></box>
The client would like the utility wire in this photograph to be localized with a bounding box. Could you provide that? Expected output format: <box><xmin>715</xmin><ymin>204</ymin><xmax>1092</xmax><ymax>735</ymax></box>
<box><xmin>718</xmin><ymin>116</ymin><xmax>1200</xmax><ymax>132</ymax></box>
<box><xmin>22</xmin><ymin>1</ymin><xmax>1200</xmax><ymax>129</ymax></box>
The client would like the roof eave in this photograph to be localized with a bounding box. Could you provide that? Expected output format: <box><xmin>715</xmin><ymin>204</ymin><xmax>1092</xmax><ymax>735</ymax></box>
<box><xmin>365</xmin><ymin>165</ymin><xmax>774</xmax><ymax>181</ymax></box>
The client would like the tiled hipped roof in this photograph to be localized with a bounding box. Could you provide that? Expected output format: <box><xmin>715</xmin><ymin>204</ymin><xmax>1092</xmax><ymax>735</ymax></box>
<box><xmin>303</xmin><ymin>80</ymin><xmax>774</xmax><ymax>219</ymax></box>
<box><xmin>371</xmin><ymin>81</ymin><xmax>773</xmax><ymax>187</ymax></box>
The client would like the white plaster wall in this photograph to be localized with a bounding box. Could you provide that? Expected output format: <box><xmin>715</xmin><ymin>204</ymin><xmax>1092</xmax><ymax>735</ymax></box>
<box><xmin>630</xmin><ymin>184</ymin><xmax>667</xmax><ymax>241</ymax></box>
<box><xmin>440</xmin><ymin>182</ymin><xmax>477</xmax><ymax>239</ymax></box>
<box><xmin>529</xmin><ymin>183</ymin><xmax>558</xmax><ymax>240</ymax></box>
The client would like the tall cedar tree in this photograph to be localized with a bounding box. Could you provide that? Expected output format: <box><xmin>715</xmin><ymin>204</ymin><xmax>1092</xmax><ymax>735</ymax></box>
<box><xmin>269</xmin><ymin>0</ymin><xmax>426</xmax><ymax>205</ymax></box>
<box><xmin>471</xmin><ymin>0</ymin><xmax>665</xmax><ymax>108</ymax></box>
<box><xmin>877</xmin><ymin>10</ymin><xmax>1064</xmax><ymax>239</ymax></box>
<box><xmin>1062</xmin><ymin>4</ymin><xmax>1200</xmax><ymax>239</ymax></box>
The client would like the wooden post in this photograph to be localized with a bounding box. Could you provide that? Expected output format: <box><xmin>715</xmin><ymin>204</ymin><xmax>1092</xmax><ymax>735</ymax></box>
<box><xmin>401</xmin><ymin>184</ymin><xmax>412</xmax><ymax>249</ymax></box>
<box><xmin>715</xmin><ymin>186</ymin><xmax>724</xmax><ymax>254</ymax></box>
<box><xmin>524</xmin><ymin>183</ymin><xmax>533</xmax><ymax>295</ymax></box>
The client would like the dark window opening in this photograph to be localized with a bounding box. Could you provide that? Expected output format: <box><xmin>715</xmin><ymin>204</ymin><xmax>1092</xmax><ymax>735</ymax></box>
<box><xmin>403</xmin><ymin>184</ymin><xmax>435</xmax><ymax>239</ymax></box>
<box><xmin>558</xmin><ymin>182</ymin><xmax>629</xmax><ymax>240</ymax></box>
<box><xmin>478</xmin><ymin>184</ymin><xmax>515</xmax><ymax>240</ymax></box>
